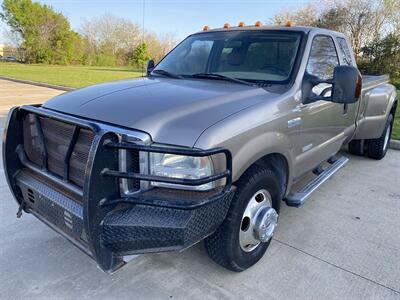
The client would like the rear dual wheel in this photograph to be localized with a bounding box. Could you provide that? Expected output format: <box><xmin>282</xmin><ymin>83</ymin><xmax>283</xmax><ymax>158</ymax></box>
<box><xmin>366</xmin><ymin>114</ymin><xmax>393</xmax><ymax>160</ymax></box>
<box><xmin>205</xmin><ymin>165</ymin><xmax>281</xmax><ymax>272</ymax></box>
<box><xmin>348</xmin><ymin>114</ymin><xmax>393</xmax><ymax>160</ymax></box>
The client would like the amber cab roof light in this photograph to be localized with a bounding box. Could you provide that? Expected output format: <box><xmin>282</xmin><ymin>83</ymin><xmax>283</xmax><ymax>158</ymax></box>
<box><xmin>255</xmin><ymin>21</ymin><xmax>263</xmax><ymax>27</ymax></box>
<box><xmin>285</xmin><ymin>21</ymin><xmax>293</xmax><ymax>27</ymax></box>
<box><xmin>203</xmin><ymin>25</ymin><xmax>210</xmax><ymax>31</ymax></box>
<box><xmin>238</xmin><ymin>21</ymin><xmax>245</xmax><ymax>27</ymax></box>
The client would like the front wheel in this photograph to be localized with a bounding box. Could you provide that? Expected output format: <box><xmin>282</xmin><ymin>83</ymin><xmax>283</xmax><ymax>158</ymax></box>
<box><xmin>366</xmin><ymin>114</ymin><xmax>393</xmax><ymax>160</ymax></box>
<box><xmin>205</xmin><ymin>165</ymin><xmax>281</xmax><ymax>272</ymax></box>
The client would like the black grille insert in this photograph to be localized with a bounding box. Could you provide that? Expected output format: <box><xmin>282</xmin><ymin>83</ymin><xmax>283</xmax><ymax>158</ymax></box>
<box><xmin>23</xmin><ymin>113</ymin><xmax>95</xmax><ymax>188</ymax></box>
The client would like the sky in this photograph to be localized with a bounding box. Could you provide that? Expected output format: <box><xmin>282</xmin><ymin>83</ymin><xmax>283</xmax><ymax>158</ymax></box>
<box><xmin>0</xmin><ymin>0</ymin><xmax>310</xmax><ymax>44</ymax></box>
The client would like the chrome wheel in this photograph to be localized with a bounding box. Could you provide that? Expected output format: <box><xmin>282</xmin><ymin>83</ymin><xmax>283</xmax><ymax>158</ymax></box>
<box><xmin>239</xmin><ymin>189</ymin><xmax>278</xmax><ymax>252</ymax></box>
<box><xmin>383</xmin><ymin>124</ymin><xmax>391</xmax><ymax>152</ymax></box>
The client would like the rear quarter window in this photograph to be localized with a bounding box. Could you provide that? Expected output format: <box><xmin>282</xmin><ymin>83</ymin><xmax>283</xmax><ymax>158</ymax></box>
<box><xmin>337</xmin><ymin>37</ymin><xmax>353</xmax><ymax>66</ymax></box>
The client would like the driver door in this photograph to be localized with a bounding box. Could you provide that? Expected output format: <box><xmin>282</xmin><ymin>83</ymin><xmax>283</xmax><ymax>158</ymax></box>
<box><xmin>295</xmin><ymin>35</ymin><xmax>347</xmax><ymax>177</ymax></box>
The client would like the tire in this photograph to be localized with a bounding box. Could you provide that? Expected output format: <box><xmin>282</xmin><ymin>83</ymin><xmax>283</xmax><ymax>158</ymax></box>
<box><xmin>348</xmin><ymin>139</ymin><xmax>365</xmax><ymax>156</ymax></box>
<box><xmin>366</xmin><ymin>114</ymin><xmax>393</xmax><ymax>160</ymax></box>
<box><xmin>205</xmin><ymin>165</ymin><xmax>281</xmax><ymax>272</ymax></box>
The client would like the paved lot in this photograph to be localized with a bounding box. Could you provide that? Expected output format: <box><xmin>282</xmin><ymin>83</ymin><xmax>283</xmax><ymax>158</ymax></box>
<box><xmin>0</xmin><ymin>79</ymin><xmax>399</xmax><ymax>299</ymax></box>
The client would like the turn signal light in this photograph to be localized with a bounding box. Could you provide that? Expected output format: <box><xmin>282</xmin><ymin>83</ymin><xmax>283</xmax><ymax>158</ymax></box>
<box><xmin>223</xmin><ymin>23</ymin><xmax>230</xmax><ymax>29</ymax></box>
<box><xmin>203</xmin><ymin>25</ymin><xmax>210</xmax><ymax>31</ymax></box>
<box><xmin>255</xmin><ymin>21</ymin><xmax>263</xmax><ymax>27</ymax></box>
<box><xmin>238</xmin><ymin>21</ymin><xmax>245</xmax><ymax>27</ymax></box>
<box><xmin>355</xmin><ymin>74</ymin><xmax>362</xmax><ymax>98</ymax></box>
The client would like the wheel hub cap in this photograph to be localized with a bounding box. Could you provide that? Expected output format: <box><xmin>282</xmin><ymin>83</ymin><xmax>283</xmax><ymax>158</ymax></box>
<box><xmin>239</xmin><ymin>189</ymin><xmax>278</xmax><ymax>252</ymax></box>
<box><xmin>254</xmin><ymin>207</ymin><xmax>278</xmax><ymax>243</ymax></box>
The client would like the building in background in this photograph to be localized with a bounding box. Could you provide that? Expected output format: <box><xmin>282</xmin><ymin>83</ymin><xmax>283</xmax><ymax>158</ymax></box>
<box><xmin>0</xmin><ymin>43</ymin><xmax>24</xmax><ymax>61</ymax></box>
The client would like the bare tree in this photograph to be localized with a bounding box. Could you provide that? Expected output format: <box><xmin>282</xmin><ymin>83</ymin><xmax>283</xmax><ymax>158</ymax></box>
<box><xmin>272</xmin><ymin>0</ymin><xmax>398</xmax><ymax>56</ymax></box>
<box><xmin>145</xmin><ymin>32</ymin><xmax>177</xmax><ymax>63</ymax></box>
<box><xmin>384</xmin><ymin>0</ymin><xmax>400</xmax><ymax>34</ymax></box>
<box><xmin>80</xmin><ymin>15</ymin><xmax>141</xmax><ymax>64</ymax></box>
<box><xmin>79</xmin><ymin>14</ymin><xmax>177</xmax><ymax>66</ymax></box>
<box><xmin>271</xmin><ymin>4</ymin><xmax>319</xmax><ymax>26</ymax></box>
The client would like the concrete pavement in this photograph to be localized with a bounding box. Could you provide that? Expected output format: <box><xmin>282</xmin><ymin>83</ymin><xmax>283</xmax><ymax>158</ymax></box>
<box><xmin>0</xmin><ymin>79</ymin><xmax>399</xmax><ymax>299</ymax></box>
<box><xmin>0</xmin><ymin>79</ymin><xmax>63</xmax><ymax>115</ymax></box>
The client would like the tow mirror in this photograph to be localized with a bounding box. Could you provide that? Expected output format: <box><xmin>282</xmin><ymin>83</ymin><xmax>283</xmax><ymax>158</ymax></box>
<box><xmin>302</xmin><ymin>65</ymin><xmax>361</xmax><ymax>104</ymax></box>
<box><xmin>331</xmin><ymin>65</ymin><xmax>362</xmax><ymax>104</ymax></box>
<box><xmin>147</xmin><ymin>59</ymin><xmax>155</xmax><ymax>76</ymax></box>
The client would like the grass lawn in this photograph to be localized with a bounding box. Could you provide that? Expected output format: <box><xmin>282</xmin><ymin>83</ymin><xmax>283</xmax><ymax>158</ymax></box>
<box><xmin>0</xmin><ymin>62</ymin><xmax>143</xmax><ymax>88</ymax></box>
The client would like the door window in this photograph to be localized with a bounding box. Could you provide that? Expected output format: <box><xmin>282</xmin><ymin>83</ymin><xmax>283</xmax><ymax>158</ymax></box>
<box><xmin>306</xmin><ymin>36</ymin><xmax>339</xmax><ymax>80</ymax></box>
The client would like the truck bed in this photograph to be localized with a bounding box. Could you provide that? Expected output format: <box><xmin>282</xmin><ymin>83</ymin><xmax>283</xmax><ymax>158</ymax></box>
<box><xmin>362</xmin><ymin>74</ymin><xmax>389</xmax><ymax>90</ymax></box>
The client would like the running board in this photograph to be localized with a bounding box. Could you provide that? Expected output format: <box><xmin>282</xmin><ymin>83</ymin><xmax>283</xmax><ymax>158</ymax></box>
<box><xmin>285</xmin><ymin>156</ymin><xmax>349</xmax><ymax>207</ymax></box>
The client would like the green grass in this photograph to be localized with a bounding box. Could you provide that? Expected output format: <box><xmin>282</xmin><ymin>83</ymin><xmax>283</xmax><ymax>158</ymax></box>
<box><xmin>0</xmin><ymin>62</ymin><xmax>143</xmax><ymax>88</ymax></box>
<box><xmin>392</xmin><ymin>93</ymin><xmax>400</xmax><ymax>140</ymax></box>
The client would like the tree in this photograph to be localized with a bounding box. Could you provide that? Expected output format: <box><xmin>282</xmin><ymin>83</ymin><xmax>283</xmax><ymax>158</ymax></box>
<box><xmin>130</xmin><ymin>43</ymin><xmax>150</xmax><ymax>68</ymax></box>
<box><xmin>80</xmin><ymin>15</ymin><xmax>141</xmax><ymax>65</ymax></box>
<box><xmin>271</xmin><ymin>0</ymin><xmax>397</xmax><ymax>57</ymax></box>
<box><xmin>326</xmin><ymin>0</ymin><xmax>384</xmax><ymax>55</ymax></box>
<box><xmin>80</xmin><ymin>15</ymin><xmax>176</xmax><ymax>66</ymax></box>
<box><xmin>0</xmin><ymin>0</ymin><xmax>83</xmax><ymax>64</ymax></box>
<box><xmin>314</xmin><ymin>7</ymin><xmax>347</xmax><ymax>32</ymax></box>
<box><xmin>383</xmin><ymin>0</ymin><xmax>400</xmax><ymax>34</ymax></box>
<box><xmin>145</xmin><ymin>32</ymin><xmax>177</xmax><ymax>63</ymax></box>
<box><xmin>358</xmin><ymin>34</ymin><xmax>400</xmax><ymax>78</ymax></box>
<box><xmin>271</xmin><ymin>4</ymin><xmax>319</xmax><ymax>26</ymax></box>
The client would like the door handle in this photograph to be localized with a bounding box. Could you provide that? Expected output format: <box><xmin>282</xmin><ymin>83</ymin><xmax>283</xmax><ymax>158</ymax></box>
<box><xmin>288</xmin><ymin>117</ymin><xmax>302</xmax><ymax>128</ymax></box>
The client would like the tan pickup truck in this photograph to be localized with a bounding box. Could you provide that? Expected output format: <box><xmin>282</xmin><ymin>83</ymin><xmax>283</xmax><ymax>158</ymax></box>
<box><xmin>3</xmin><ymin>24</ymin><xmax>397</xmax><ymax>273</ymax></box>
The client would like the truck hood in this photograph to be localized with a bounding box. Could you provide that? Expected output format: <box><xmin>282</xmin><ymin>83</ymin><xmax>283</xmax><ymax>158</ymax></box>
<box><xmin>44</xmin><ymin>77</ymin><xmax>270</xmax><ymax>147</ymax></box>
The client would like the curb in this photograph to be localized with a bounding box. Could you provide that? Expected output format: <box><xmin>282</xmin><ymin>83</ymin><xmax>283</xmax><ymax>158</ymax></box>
<box><xmin>0</xmin><ymin>76</ymin><xmax>74</xmax><ymax>91</ymax></box>
<box><xmin>389</xmin><ymin>139</ymin><xmax>400</xmax><ymax>150</ymax></box>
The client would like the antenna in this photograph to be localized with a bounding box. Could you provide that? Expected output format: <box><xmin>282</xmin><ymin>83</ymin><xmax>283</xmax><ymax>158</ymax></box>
<box><xmin>141</xmin><ymin>0</ymin><xmax>146</xmax><ymax>76</ymax></box>
<box><xmin>142</xmin><ymin>0</ymin><xmax>145</xmax><ymax>44</ymax></box>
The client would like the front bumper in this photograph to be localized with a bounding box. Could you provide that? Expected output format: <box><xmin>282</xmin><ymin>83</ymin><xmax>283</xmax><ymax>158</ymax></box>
<box><xmin>3</xmin><ymin>105</ymin><xmax>234</xmax><ymax>272</ymax></box>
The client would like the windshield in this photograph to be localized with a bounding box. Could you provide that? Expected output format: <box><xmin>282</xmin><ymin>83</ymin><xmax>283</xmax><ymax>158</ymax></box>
<box><xmin>154</xmin><ymin>30</ymin><xmax>303</xmax><ymax>84</ymax></box>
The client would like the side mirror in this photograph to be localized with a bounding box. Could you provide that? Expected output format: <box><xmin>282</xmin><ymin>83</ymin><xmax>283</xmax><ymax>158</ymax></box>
<box><xmin>302</xmin><ymin>65</ymin><xmax>362</xmax><ymax>104</ymax></box>
<box><xmin>147</xmin><ymin>59</ymin><xmax>155</xmax><ymax>76</ymax></box>
<box><xmin>331</xmin><ymin>65</ymin><xmax>362</xmax><ymax>104</ymax></box>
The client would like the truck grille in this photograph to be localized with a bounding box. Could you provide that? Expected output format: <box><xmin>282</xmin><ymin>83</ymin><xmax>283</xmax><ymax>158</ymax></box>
<box><xmin>23</xmin><ymin>113</ymin><xmax>94</xmax><ymax>188</ymax></box>
<box><xmin>22</xmin><ymin>112</ymin><xmax>141</xmax><ymax>193</ymax></box>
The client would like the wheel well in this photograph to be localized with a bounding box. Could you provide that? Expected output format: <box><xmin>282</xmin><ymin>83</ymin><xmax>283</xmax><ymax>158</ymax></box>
<box><xmin>391</xmin><ymin>100</ymin><xmax>398</xmax><ymax>116</ymax></box>
<box><xmin>242</xmin><ymin>153</ymin><xmax>289</xmax><ymax>198</ymax></box>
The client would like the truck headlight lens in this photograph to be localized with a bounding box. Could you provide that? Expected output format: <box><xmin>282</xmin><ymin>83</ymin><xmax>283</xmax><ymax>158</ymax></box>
<box><xmin>150</xmin><ymin>153</ymin><xmax>214</xmax><ymax>191</ymax></box>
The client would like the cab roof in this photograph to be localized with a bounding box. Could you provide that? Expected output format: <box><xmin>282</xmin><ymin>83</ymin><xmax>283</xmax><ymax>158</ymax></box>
<box><xmin>193</xmin><ymin>25</ymin><xmax>344</xmax><ymax>38</ymax></box>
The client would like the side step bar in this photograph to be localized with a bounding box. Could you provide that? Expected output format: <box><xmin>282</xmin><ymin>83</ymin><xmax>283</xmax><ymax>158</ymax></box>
<box><xmin>285</xmin><ymin>156</ymin><xmax>349</xmax><ymax>207</ymax></box>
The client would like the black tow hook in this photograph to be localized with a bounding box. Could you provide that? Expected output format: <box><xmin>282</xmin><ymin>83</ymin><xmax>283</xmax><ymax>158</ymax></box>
<box><xmin>16</xmin><ymin>201</ymin><xmax>25</xmax><ymax>218</ymax></box>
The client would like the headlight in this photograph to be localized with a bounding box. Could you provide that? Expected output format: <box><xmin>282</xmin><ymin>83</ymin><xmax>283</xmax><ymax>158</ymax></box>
<box><xmin>150</xmin><ymin>153</ymin><xmax>214</xmax><ymax>191</ymax></box>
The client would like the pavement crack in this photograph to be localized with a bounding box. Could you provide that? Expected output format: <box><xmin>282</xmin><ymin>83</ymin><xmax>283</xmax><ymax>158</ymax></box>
<box><xmin>273</xmin><ymin>238</ymin><xmax>400</xmax><ymax>295</ymax></box>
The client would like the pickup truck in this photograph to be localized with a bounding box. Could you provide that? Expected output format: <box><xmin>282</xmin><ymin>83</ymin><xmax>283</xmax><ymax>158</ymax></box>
<box><xmin>3</xmin><ymin>24</ymin><xmax>397</xmax><ymax>273</ymax></box>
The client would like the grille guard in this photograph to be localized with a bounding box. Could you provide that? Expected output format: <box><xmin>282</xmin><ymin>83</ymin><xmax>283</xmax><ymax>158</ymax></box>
<box><xmin>3</xmin><ymin>105</ymin><xmax>234</xmax><ymax>272</ymax></box>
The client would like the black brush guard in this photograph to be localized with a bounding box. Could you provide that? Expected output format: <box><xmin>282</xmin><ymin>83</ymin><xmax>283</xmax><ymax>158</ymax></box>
<box><xmin>3</xmin><ymin>105</ymin><xmax>234</xmax><ymax>272</ymax></box>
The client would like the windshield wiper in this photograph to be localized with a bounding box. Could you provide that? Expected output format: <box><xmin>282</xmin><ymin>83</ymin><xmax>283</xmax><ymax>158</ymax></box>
<box><xmin>151</xmin><ymin>69</ymin><xmax>183</xmax><ymax>79</ymax></box>
<box><xmin>188</xmin><ymin>73</ymin><xmax>255</xmax><ymax>86</ymax></box>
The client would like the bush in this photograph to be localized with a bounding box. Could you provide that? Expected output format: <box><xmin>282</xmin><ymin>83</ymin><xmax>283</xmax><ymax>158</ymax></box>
<box><xmin>391</xmin><ymin>78</ymin><xmax>400</xmax><ymax>90</ymax></box>
<box><xmin>359</xmin><ymin>34</ymin><xmax>400</xmax><ymax>79</ymax></box>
